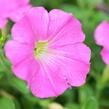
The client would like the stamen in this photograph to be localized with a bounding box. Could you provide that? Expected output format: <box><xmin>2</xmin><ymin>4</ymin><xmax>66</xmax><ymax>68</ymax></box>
<box><xmin>34</xmin><ymin>41</ymin><xmax>48</xmax><ymax>58</ymax></box>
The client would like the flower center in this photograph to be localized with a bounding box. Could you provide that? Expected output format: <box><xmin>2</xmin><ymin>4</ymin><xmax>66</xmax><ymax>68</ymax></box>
<box><xmin>34</xmin><ymin>41</ymin><xmax>48</xmax><ymax>58</ymax></box>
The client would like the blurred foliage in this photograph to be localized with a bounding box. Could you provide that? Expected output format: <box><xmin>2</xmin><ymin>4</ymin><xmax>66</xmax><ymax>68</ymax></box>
<box><xmin>1</xmin><ymin>0</ymin><xmax>109</xmax><ymax>109</ymax></box>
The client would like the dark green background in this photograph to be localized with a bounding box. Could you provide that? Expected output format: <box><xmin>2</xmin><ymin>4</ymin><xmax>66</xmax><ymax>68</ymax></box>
<box><xmin>0</xmin><ymin>0</ymin><xmax>109</xmax><ymax>109</ymax></box>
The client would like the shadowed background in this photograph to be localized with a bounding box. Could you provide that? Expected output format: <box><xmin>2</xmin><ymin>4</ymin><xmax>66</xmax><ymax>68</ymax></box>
<box><xmin>0</xmin><ymin>0</ymin><xmax>109</xmax><ymax>109</ymax></box>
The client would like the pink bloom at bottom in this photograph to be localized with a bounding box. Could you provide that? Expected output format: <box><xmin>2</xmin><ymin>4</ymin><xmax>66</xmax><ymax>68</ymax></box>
<box><xmin>5</xmin><ymin>7</ymin><xmax>91</xmax><ymax>98</ymax></box>
<box><xmin>95</xmin><ymin>21</ymin><xmax>109</xmax><ymax>64</ymax></box>
<box><xmin>0</xmin><ymin>0</ymin><xmax>31</xmax><ymax>28</ymax></box>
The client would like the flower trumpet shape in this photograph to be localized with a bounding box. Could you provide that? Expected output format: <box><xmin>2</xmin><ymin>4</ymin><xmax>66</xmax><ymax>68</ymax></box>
<box><xmin>95</xmin><ymin>21</ymin><xmax>109</xmax><ymax>64</ymax></box>
<box><xmin>0</xmin><ymin>0</ymin><xmax>31</xmax><ymax>28</ymax></box>
<box><xmin>5</xmin><ymin>7</ymin><xmax>91</xmax><ymax>98</ymax></box>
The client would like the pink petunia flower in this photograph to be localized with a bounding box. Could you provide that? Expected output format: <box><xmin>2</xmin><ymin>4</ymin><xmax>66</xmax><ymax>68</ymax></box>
<box><xmin>0</xmin><ymin>0</ymin><xmax>31</xmax><ymax>28</ymax></box>
<box><xmin>5</xmin><ymin>7</ymin><xmax>91</xmax><ymax>98</ymax></box>
<box><xmin>95</xmin><ymin>21</ymin><xmax>109</xmax><ymax>64</ymax></box>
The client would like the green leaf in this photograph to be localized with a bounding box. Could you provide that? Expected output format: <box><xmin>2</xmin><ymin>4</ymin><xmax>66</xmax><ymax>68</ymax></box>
<box><xmin>82</xmin><ymin>97</ymin><xmax>98</xmax><ymax>109</ymax></box>
<box><xmin>9</xmin><ymin>77</ymin><xmax>29</xmax><ymax>94</ymax></box>
<box><xmin>79</xmin><ymin>85</ymin><xmax>94</xmax><ymax>104</ymax></box>
<box><xmin>65</xmin><ymin>103</ymin><xmax>79</xmax><ymax>109</ymax></box>
<box><xmin>102</xmin><ymin>65</ymin><xmax>109</xmax><ymax>82</ymax></box>
<box><xmin>100</xmin><ymin>65</ymin><xmax>109</xmax><ymax>88</ymax></box>
<box><xmin>0</xmin><ymin>71</ymin><xmax>4</xmax><ymax>79</ymax></box>
<box><xmin>61</xmin><ymin>5</ymin><xmax>84</xmax><ymax>19</ymax></box>
<box><xmin>0</xmin><ymin>97</ymin><xmax>15</xmax><ymax>109</ymax></box>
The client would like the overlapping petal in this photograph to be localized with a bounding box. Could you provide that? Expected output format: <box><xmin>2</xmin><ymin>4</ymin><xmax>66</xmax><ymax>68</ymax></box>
<box><xmin>0</xmin><ymin>0</ymin><xmax>30</xmax><ymax>28</ymax></box>
<box><xmin>4</xmin><ymin>40</ymin><xmax>33</xmax><ymax>65</ymax></box>
<box><xmin>12</xmin><ymin>17</ymin><xmax>36</xmax><ymax>45</ymax></box>
<box><xmin>24</xmin><ymin>7</ymin><xmax>49</xmax><ymax>40</ymax></box>
<box><xmin>9</xmin><ymin>5</ymin><xmax>31</xmax><ymax>22</ymax></box>
<box><xmin>101</xmin><ymin>48</ymin><xmax>109</xmax><ymax>64</ymax></box>
<box><xmin>95</xmin><ymin>21</ymin><xmax>109</xmax><ymax>64</ymax></box>
<box><xmin>95</xmin><ymin>21</ymin><xmax>109</xmax><ymax>49</ymax></box>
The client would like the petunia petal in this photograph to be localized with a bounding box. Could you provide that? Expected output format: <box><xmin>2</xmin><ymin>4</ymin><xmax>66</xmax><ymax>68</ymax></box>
<box><xmin>48</xmin><ymin>9</ymin><xmax>72</xmax><ymax>38</ymax></box>
<box><xmin>12</xmin><ymin>58</ymin><xmax>39</xmax><ymax>80</ymax></box>
<box><xmin>95</xmin><ymin>21</ymin><xmax>109</xmax><ymax>49</ymax></box>
<box><xmin>60</xmin><ymin>58</ymin><xmax>90</xmax><ymax>86</ymax></box>
<box><xmin>48</xmin><ymin>43</ymin><xmax>91</xmax><ymax>63</ymax></box>
<box><xmin>48</xmin><ymin>9</ymin><xmax>85</xmax><ymax>44</ymax></box>
<box><xmin>0</xmin><ymin>0</ymin><xmax>30</xmax><ymax>15</ymax></box>
<box><xmin>44</xmin><ymin>52</ymin><xmax>90</xmax><ymax>87</ymax></box>
<box><xmin>28</xmin><ymin>46</ymin><xmax>90</xmax><ymax>98</ymax></box>
<box><xmin>12</xmin><ymin>17</ymin><xmax>36</xmax><ymax>45</ymax></box>
<box><xmin>0</xmin><ymin>18</ymin><xmax>7</xmax><ymax>28</ymax></box>
<box><xmin>4</xmin><ymin>7</ymin><xmax>91</xmax><ymax>98</ymax></box>
<box><xmin>4</xmin><ymin>40</ymin><xmax>33</xmax><ymax>65</ymax></box>
<box><xmin>24</xmin><ymin>7</ymin><xmax>49</xmax><ymax>40</ymax></box>
<box><xmin>28</xmin><ymin>56</ymin><xmax>69</xmax><ymax>98</ymax></box>
<box><xmin>19</xmin><ymin>0</ymin><xmax>30</xmax><ymax>5</ymax></box>
<box><xmin>0</xmin><ymin>0</ymin><xmax>30</xmax><ymax>28</ymax></box>
<box><xmin>101</xmin><ymin>48</ymin><xmax>109</xmax><ymax>64</ymax></box>
<box><xmin>0</xmin><ymin>0</ymin><xmax>18</xmax><ymax>16</ymax></box>
<box><xmin>9</xmin><ymin>5</ymin><xmax>31</xmax><ymax>22</ymax></box>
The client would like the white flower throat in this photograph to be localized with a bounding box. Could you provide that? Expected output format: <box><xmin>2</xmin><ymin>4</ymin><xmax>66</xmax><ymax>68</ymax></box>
<box><xmin>34</xmin><ymin>41</ymin><xmax>48</xmax><ymax>58</ymax></box>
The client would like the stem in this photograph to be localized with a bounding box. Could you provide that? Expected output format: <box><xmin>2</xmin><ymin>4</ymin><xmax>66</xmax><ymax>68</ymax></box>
<box><xmin>0</xmin><ymin>48</ymin><xmax>11</xmax><ymax>76</ymax></box>
<box><xmin>1</xmin><ymin>25</ymin><xmax>7</xmax><ymax>41</ymax></box>
<box><xmin>0</xmin><ymin>90</ymin><xmax>14</xmax><ymax>99</ymax></box>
